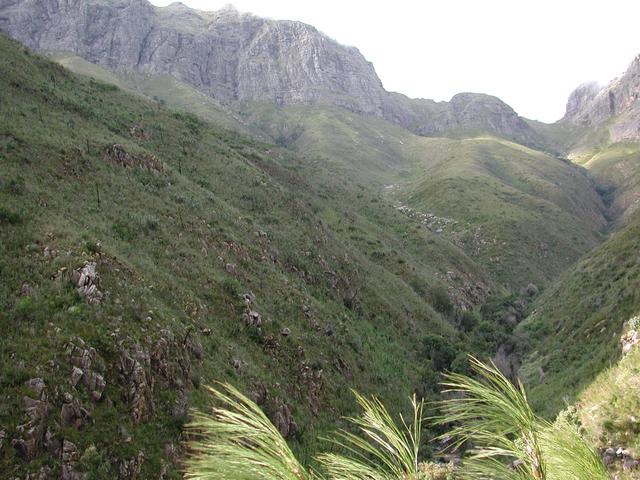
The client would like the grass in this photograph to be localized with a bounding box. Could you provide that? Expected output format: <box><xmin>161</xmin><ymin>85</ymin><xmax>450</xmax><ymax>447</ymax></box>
<box><xmin>240</xmin><ymin>103</ymin><xmax>608</xmax><ymax>290</ymax></box>
<box><xmin>0</xmin><ymin>34</ymin><xmax>509</xmax><ymax>478</ymax></box>
<box><xmin>578</xmin><ymin>337</ymin><xmax>640</xmax><ymax>454</ymax></box>
<box><xmin>185</xmin><ymin>358</ymin><xmax>608</xmax><ymax>480</ymax></box>
<box><xmin>518</xmin><ymin>209</ymin><xmax>640</xmax><ymax>417</ymax></box>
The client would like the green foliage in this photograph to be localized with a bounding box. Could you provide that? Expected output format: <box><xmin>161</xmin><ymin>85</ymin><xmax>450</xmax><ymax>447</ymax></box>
<box><xmin>186</xmin><ymin>359</ymin><xmax>608</xmax><ymax>480</ymax></box>
<box><xmin>428</xmin><ymin>286</ymin><xmax>453</xmax><ymax>317</ymax></box>
<box><xmin>185</xmin><ymin>383</ymin><xmax>312</xmax><ymax>480</ymax></box>
<box><xmin>0</xmin><ymin>205</ymin><xmax>21</xmax><ymax>224</ymax></box>
<box><xmin>318</xmin><ymin>392</ymin><xmax>424</xmax><ymax>480</ymax></box>
<box><xmin>420</xmin><ymin>335</ymin><xmax>456</xmax><ymax>371</ymax></box>
<box><xmin>436</xmin><ymin>357</ymin><xmax>608</xmax><ymax>480</ymax></box>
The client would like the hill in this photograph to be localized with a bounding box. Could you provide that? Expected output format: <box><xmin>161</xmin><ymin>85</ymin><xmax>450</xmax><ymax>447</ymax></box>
<box><xmin>0</xmin><ymin>34</ymin><xmax>508</xmax><ymax>478</ymax></box>
<box><xmin>0</xmin><ymin>0</ymin><xmax>540</xmax><ymax>145</ymax></box>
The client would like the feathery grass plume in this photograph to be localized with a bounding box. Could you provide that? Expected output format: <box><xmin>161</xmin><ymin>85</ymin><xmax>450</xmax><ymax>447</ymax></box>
<box><xmin>436</xmin><ymin>356</ymin><xmax>610</xmax><ymax>480</ymax></box>
<box><xmin>317</xmin><ymin>391</ymin><xmax>425</xmax><ymax>480</ymax></box>
<box><xmin>436</xmin><ymin>356</ymin><xmax>546</xmax><ymax>480</ymax></box>
<box><xmin>540</xmin><ymin>418</ymin><xmax>609</xmax><ymax>480</ymax></box>
<box><xmin>184</xmin><ymin>383</ymin><xmax>314</xmax><ymax>480</ymax></box>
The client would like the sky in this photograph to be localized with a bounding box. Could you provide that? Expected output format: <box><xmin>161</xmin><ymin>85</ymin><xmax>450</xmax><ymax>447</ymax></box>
<box><xmin>149</xmin><ymin>0</ymin><xmax>640</xmax><ymax>123</ymax></box>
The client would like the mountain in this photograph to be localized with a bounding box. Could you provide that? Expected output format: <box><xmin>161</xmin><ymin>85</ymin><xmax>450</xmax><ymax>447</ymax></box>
<box><xmin>0</xmin><ymin>33</ymin><xmax>513</xmax><ymax>479</ymax></box>
<box><xmin>563</xmin><ymin>55</ymin><xmax>640</xmax><ymax>143</ymax></box>
<box><xmin>2</xmin><ymin>1</ymin><xmax>640</xmax><ymax>477</ymax></box>
<box><xmin>0</xmin><ymin>0</ymin><xmax>539</xmax><ymax>145</ymax></box>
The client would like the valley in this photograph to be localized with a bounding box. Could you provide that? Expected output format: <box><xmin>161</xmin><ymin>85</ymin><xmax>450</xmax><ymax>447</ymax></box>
<box><xmin>1</xmin><ymin>1</ymin><xmax>640</xmax><ymax>479</ymax></box>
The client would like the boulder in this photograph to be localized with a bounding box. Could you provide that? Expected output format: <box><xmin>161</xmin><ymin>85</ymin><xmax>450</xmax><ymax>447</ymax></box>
<box><xmin>271</xmin><ymin>403</ymin><xmax>298</xmax><ymax>439</ymax></box>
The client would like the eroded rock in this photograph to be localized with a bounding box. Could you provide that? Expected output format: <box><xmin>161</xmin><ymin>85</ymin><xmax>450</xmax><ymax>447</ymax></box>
<box><xmin>271</xmin><ymin>403</ymin><xmax>297</xmax><ymax>439</ymax></box>
<box><xmin>70</xmin><ymin>262</ymin><xmax>104</xmax><ymax>305</ymax></box>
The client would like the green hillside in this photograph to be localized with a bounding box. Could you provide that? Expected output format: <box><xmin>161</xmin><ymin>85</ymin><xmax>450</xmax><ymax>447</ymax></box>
<box><xmin>240</xmin><ymin>105</ymin><xmax>609</xmax><ymax>290</ymax></box>
<box><xmin>518</xmin><ymin>209</ymin><xmax>640</xmax><ymax>416</ymax></box>
<box><xmin>0</xmin><ymin>35</ymin><xmax>510</xmax><ymax>478</ymax></box>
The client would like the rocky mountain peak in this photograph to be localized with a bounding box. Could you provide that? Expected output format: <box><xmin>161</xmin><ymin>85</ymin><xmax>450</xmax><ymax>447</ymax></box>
<box><xmin>563</xmin><ymin>54</ymin><xmax>640</xmax><ymax>141</ymax></box>
<box><xmin>0</xmin><ymin>0</ymin><xmax>536</xmax><ymax>143</ymax></box>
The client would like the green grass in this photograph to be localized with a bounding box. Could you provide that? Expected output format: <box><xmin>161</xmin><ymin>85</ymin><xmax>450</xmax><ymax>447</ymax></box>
<box><xmin>0</xmin><ymin>34</ymin><xmax>508</xmax><ymax>478</ymax></box>
<box><xmin>518</xmin><ymin>209</ymin><xmax>640</xmax><ymax>417</ymax></box>
<box><xmin>399</xmin><ymin>136</ymin><xmax>607</xmax><ymax>289</ymax></box>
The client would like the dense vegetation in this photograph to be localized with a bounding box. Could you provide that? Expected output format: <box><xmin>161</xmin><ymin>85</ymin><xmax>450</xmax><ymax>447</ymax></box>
<box><xmin>2</xmin><ymin>23</ymin><xmax>640</xmax><ymax>479</ymax></box>
<box><xmin>0</xmin><ymin>34</ymin><xmax>526</xmax><ymax>478</ymax></box>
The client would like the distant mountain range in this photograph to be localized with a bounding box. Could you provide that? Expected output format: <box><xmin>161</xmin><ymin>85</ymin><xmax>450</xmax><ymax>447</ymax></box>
<box><xmin>0</xmin><ymin>0</ymin><xmax>542</xmax><ymax>144</ymax></box>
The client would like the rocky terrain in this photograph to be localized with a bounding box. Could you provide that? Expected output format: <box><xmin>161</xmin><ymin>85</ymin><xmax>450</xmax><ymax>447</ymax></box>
<box><xmin>0</xmin><ymin>0</ymin><xmax>539</xmax><ymax>144</ymax></box>
<box><xmin>563</xmin><ymin>54</ymin><xmax>640</xmax><ymax>142</ymax></box>
<box><xmin>1</xmin><ymin>1</ymin><xmax>640</xmax><ymax>478</ymax></box>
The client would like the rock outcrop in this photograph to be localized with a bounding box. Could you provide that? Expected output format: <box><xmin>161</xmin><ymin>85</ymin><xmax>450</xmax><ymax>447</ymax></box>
<box><xmin>0</xmin><ymin>0</ymin><xmax>537</xmax><ymax>143</ymax></box>
<box><xmin>563</xmin><ymin>55</ymin><xmax>640</xmax><ymax>141</ymax></box>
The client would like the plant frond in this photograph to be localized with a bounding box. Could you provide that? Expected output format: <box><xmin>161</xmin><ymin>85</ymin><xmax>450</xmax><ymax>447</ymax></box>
<box><xmin>184</xmin><ymin>383</ymin><xmax>314</xmax><ymax>480</ymax></box>
<box><xmin>318</xmin><ymin>390</ymin><xmax>425</xmax><ymax>480</ymax></box>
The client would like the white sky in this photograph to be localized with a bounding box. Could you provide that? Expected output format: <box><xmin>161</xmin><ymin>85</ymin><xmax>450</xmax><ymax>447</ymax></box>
<box><xmin>149</xmin><ymin>0</ymin><xmax>640</xmax><ymax>123</ymax></box>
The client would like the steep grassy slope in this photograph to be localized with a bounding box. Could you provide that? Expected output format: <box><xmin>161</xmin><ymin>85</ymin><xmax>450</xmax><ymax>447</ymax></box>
<box><xmin>575</xmin><ymin>142</ymin><xmax>640</xmax><ymax>228</ymax></box>
<box><xmin>240</xmin><ymin>105</ymin><xmax>609</xmax><ymax>291</ymax></box>
<box><xmin>401</xmin><ymin>137</ymin><xmax>608</xmax><ymax>289</ymax></box>
<box><xmin>0</xmin><ymin>35</ymin><xmax>503</xmax><ymax>478</ymax></box>
<box><xmin>518</xmin><ymin>209</ymin><xmax>640</xmax><ymax>417</ymax></box>
<box><xmin>578</xmin><ymin>336</ymin><xmax>640</xmax><ymax>456</ymax></box>
<box><xmin>52</xmin><ymin>56</ymin><xmax>610</xmax><ymax>293</ymax></box>
<box><xmin>50</xmin><ymin>53</ymin><xmax>258</xmax><ymax>138</ymax></box>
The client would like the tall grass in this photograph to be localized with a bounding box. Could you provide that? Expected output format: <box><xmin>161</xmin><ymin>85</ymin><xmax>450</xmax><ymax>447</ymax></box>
<box><xmin>185</xmin><ymin>383</ymin><xmax>313</xmax><ymax>480</ymax></box>
<box><xmin>436</xmin><ymin>356</ymin><xmax>608</xmax><ymax>480</ymax></box>
<box><xmin>185</xmin><ymin>358</ymin><xmax>609</xmax><ymax>480</ymax></box>
<box><xmin>317</xmin><ymin>391</ymin><xmax>424</xmax><ymax>480</ymax></box>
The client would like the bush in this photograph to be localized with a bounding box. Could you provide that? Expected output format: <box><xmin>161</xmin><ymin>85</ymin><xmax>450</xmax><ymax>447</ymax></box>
<box><xmin>459</xmin><ymin>310</ymin><xmax>479</xmax><ymax>332</ymax></box>
<box><xmin>112</xmin><ymin>219</ymin><xmax>137</xmax><ymax>241</ymax></box>
<box><xmin>429</xmin><ymin>285</ymin><xmax>453</xmax><ymax>316</ymax></box>
<box><xmin>0</xmin><ymin>205</ymin><xmax>21</xmax><ymax>224</ymax></box>
<box><xmin>421</xmin><ymin>334</ymin><xmax>457</xmax><ymax>371</ymax></box>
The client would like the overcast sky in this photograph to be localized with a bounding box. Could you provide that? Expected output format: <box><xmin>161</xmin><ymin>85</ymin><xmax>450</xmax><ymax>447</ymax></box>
<box><xmin>149</xmin><ymin>0</ymin><xmax>640</xmax><ymax>123</ymax></box>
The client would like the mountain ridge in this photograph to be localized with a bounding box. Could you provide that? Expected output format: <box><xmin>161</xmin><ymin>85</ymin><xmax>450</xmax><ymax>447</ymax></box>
<box><xmin>0</xmin><ymin>0</ymin><xmax>540</xmax><ymax>145</ymax></box>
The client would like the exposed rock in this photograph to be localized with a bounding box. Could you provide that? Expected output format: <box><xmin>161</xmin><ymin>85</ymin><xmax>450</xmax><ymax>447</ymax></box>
<box><xmin>250</xmin><ymin>381</ymin><xmax>268</xmax><ymax>406</ymax></box>
<box><xmin>61</xmin><ymin>440</ymin><xmax>86</xmax><ymax>480</ymax></box>
<box><xmin>12</xmin><ymin>394</ymin><xmax>51</xmax><ymax>460</ymax></box>
<box><xmin>0</xmin><ymin>429</ymin><xmax>5</xmax><ymax>450</ymax></box>
<box><xmin>67</xmin><ymin>340</ymin><xmax>106</xmax><ymax>401</ymax></box>
<box><xmin>83</xmin><ymin>371</ymin><xmax>106</xmax><ymax>402</ymax></box>
<box><xmin>603</xmin><ymin>447</ymin><xmax>616</xmax><ymax>465</ymax></box>
<box><xmin>128</xmin><ymin>124</ymin><xmax>151</xmax><ymax>140</ymax></box>
<box><xmin>621</xmin><ymin>330</ymin><xmax>639</xmax><ymax>354</ymax></box>
<box><xmin>70</xmin><ymin>262</ymin><xmax>104</xmax><ymax>305</ymax></box>
<box><xmin>24</xmin><ymin>466</ymin><xmax>53</xmax><ymax>480</ymax></box>
<box><xmin>271</xmin><ymin>403</ymin><xmax>298</xmax><ymax>439</ymax></box>
<box><xmin>523</xmin><ymin>283</ymin><xmax>539</xmax><ymax>296</ymax></box>
<box><xmin>103</xmin><ymin>144</ymin><xmax>163</xmax><ymax>173</ymax></box>
<box><xmin>242</xmin><ymin>292</ymin><xmax>255</xmax><ymax>306</ymax></box>
<box><xmin>564</xmin><ymin>55</ymin><xmax>640</xmax><ymax>142</ymax></box>
<box><xmin>24</xmin><ymin>378</ymin><xmax>46</xmax><ymax>397</ymax></box>
<box><xmin>20</xmin><ymin>282</ymin><xmax>34</xmax><ymax>296</ymax></box>
<box><xmin>243</xmin><ymin>309</ymin><xmax>262</xmax><ymax>327</ymax></box>
<box><xmin>0</xmin><ymin>0</ymin><xmax>538</xmax><ymax>145</ymax></box>
<box><xmin>61</xmin><ymin>393</ymin><xmax>91</xmax><ymax>429</ymax></box>
<box><xmin>280</xmin><ymin>327</ymin><xmax>291</xmax><ymax>337</ymax></box>
<box><xmin>70</xmin><ymin>366</ymin><xmax>84</xmax><ymax>387</ymax></box>
<box><xmin>118</xmin><ymin>450</ymin><xmax>145</xmax><ymax>480</ymax></box>
<box><xmin>119</xmin><ymin>344</ymin><xmax>155</xmax><ymax>424</ymax></box>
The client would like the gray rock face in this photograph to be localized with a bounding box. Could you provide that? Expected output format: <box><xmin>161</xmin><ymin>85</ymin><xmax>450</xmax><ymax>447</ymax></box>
<box><xmin>564</xmin><ymin>55</ymin><xmax>640</xmax><ymax>141</ymax></box>
<box><xmin>0</xmin><ymin>0</ymin><xmax>536</xmax><ymax>142</ymax></box>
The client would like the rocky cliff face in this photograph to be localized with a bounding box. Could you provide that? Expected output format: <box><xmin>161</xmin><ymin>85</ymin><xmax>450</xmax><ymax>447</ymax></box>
<box><xmin>0</xmin><ymin>0</ymin><xmax>536</xmax><ymax>142</ymax></box>
<box><xmin>563</xmin><ymin>55</ymin><xmax>640</xmax><ymax>141</ymax></box>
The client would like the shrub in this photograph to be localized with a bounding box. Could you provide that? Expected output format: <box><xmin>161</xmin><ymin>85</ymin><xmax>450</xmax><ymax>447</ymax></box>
<box><xmin>0</xmin><ymin>205</ymin><xmax>21</xmax><ymax>224</ymax></box>
<box><xmin>421</xmin><ymin>334</ymin><xmax>457</xmax><ymax>371</ymax></box>
<box><xmin>429</xmin><ymin>286</ymin><xmax>453</xmax><ymax>316</ymax></box>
